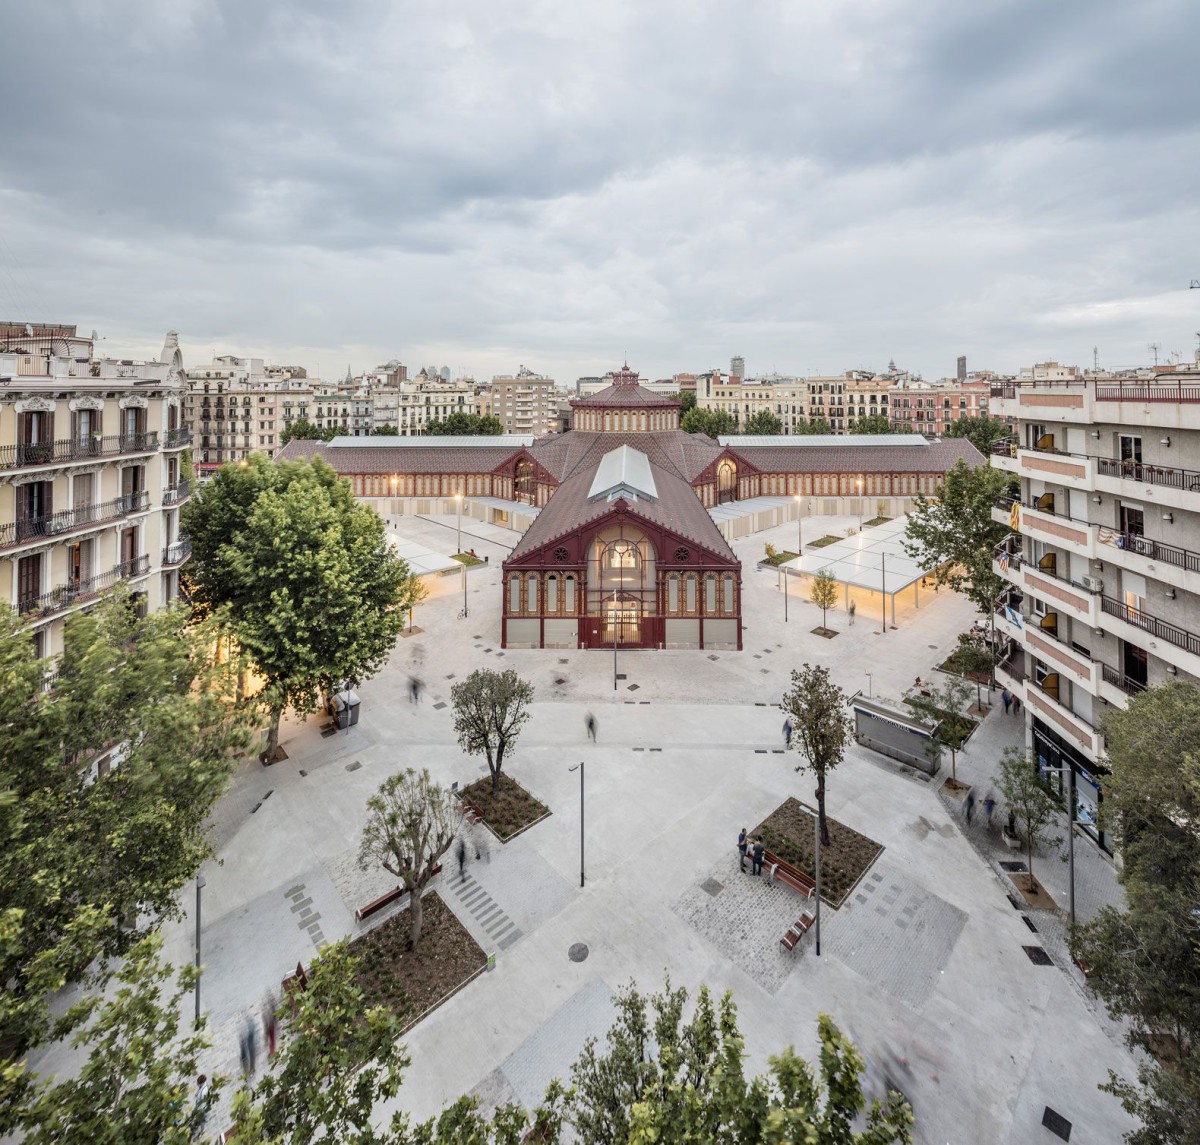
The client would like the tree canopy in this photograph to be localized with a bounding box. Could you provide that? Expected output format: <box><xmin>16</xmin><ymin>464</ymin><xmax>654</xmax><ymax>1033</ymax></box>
<box><xmin>810</xmin><ymin>568</ymin><xmax>839</xmax><ymax>631</ymax></box>
<box><xmin>1072</xmin><ymin>683</ymin><xmax>1200</xmax><ymax>1144</ymax></box>
<box><xmin>424</xmin><ymin>412</ymin><xmax>503</xmax><ymax>435</ymax></box>
<box><xmin>781</xmin><ymin>664</ymin><xmax>854</xmax><ymax>846</ymax></box>
<box><xmin>903</xmin><ymin>674</ymin><xmax>975</xmax><ymax>782</ymax></box>
<box><xmin>183</xmin><ymin>454</ymin><xmax>417</xmax><ymax>759</ymax></box>
<box><xmin>792</xmin><ymin>416</ymin><xmax>834</xmax><ymax>435</ymax></box>
<box><xmin>280</xmin><ymin>418</ymin><xmax>339</xmax><ymax>444</ymax></box>
<box><xmin>849</xmin><ymin>413</ymin><xmax>893</xmax><ymax>434</ymax></box>
<box><xmin>681</xmin><ymin>406</ymin><xmax>737</xmax><ymax>439</ymax></box>
<box><xmin>742</xmin><ymin>409</ymin><xmax>782</xmax><ymax>435</ymax></box>
<box><xmin>450</xmin><ymin>668</ymin><xmax>534</xmax><ymax>794</ymax></box>
<box><xmin>902</xmin><ymin>458</ymin><xmax>1009</xmax><ymax>614</ymax></box>
<box><xmin>945</xmin><ymin>415</ymin><xmax>1012</xmax><ymax>457</ymax></box>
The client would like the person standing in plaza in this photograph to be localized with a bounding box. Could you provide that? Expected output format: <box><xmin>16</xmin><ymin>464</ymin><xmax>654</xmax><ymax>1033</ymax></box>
<box><xmin>1001</xmin><ymin>688</ymin><xmax>1012</xmax><ymax>715</ymax></box>
<box><xmin>982</xmin><ymin>791</ymin><xmax>997</xmax><ymax>829</ymax></box>
<box><xmin>783</xmin><ymin>717</ymin><xmax>793</xmax><ymax>749</ymax></box>
<box><xmin>737</xmin><ymin>827</ymin><xmax>748</xmax><ymax>872</ymax></box>
<box><xmin>964</xmin><ymin>790</ymin><xmax>976</xmax><ymax>826</ymax></box>
<box><xmin>585</xmin><ymin>712</ymin><xmax>597</xmax><ymax>742</ymax></box>
<box><xmin>751</xmin><ymin>838</ymin><xmax>765</xmax><ymax>876</ymax></box>
<box><xmin>262</xmin><ymin>992</ymin><xmax>278</xmax><ymax>1058</ymax></box>
<box><xmin>849</xmin><ymin>600</ymin><xmax>856</xmax><ymax>625</ymax></box>
<box><xmin>1012</xmin><ymin>693</ymin><xmax>1021</xmax><ymax>715</ymax></box>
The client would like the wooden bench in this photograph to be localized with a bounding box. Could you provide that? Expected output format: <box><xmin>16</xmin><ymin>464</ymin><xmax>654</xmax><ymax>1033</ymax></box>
<box><xmin>762</xmin><ymin>849</ymin><xmax>817</xmax><ymax>899</ymax></box>
<box><xmin>780</xmin><ymin>911</ymin><xmax>816</xmax><ymax>951</ymax></box>
<box><xmin>356</xmin><ymin>885</ymin><xmax>404</xmax><ymax>922</ymax></box>
<box><xmin>459</xmin><ymin>801</ymin><xmax>483</xmax><ymax>826</ymax></box>
<box><xmin>1072</xmin><ymin>954</ymin><xmax>1093</xmax><ymax>979</ymax></box>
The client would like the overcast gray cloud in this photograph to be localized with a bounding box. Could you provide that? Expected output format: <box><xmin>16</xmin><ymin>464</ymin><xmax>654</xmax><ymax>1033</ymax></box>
<box><xmin>2</xmin><ymin>0</ymin><xmax>1198</xmax><ymax>382</ymax></box>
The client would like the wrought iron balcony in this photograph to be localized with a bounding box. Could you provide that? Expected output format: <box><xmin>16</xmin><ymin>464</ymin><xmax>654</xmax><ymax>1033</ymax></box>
<box><xmin>16</xmin><ymin>555</ymin><xmax>151</xmax><ymax>618</ymax></box>
<box><xmin>162</xmin><ymin>479</ymin><xmax>192</xmax><ymax>506</ymax></box>
<box><xmin>0</xmin><ymin>492</ymin><xmax>149</xmax><ymax>551</ymax></box>
<box><xmin>1102</xmin><ymin>595</ymin><xmax>1200</xmax><ymax>658</ymax></box>
<box><xmin>164</xmin><ymin>426</ymin><xmax>192</xmax><ymax>448</ymax></box>
<box><xmin>162</xmin><ymin>538</ymin><xmax>192</xmax><ymax>566</ymax></box>
<box><xmin>0</xmin><ymin>432</ymin><xmax>159</xmax><ymax>471</ymax></box>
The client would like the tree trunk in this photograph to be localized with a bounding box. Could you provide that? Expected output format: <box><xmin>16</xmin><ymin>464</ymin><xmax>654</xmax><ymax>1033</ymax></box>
<box><xmin>409</xmin><ymin>885</ymin><xmax>424</xmax><ymax>949</ymax></box>
<box><xmin>264</xmin><ymin>706</ymin><xmax>282</xmax><ymax>763</ymax></box>
<box><xmin>950</xmin><ymin>748</ymin><xmax>957</xmax><ymax>782</ymax></box>
<box><xmin>817</xmin><ymin>775</ymin><xmax>831</xmax><ymax>847</ymax></box>
<box><xmin>491</xmin><ymin>741</ymin><xmax>505</xmax><ymax>795</ymax></box>
<box><xmin>1026</xmin><ymin>838</ymin><xmax>1036</xmax><ymax>891</ymax></box>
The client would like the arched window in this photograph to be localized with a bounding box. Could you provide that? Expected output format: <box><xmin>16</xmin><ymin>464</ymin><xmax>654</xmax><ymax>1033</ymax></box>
<box><xmin>565</xmin><ymin>575</ymin><xmax>576</xmax><ymax>612</ymax></box>
<box><xmin>668</xmin><ymin>575</ymin><xmax>679</xmax><ymax>612</ymax></box>
<box><xmin>685</xmin><ymin>575</ymin><xmax>697</xmax><ymax>612</ymax></box>
<box><xmin>723</xmin><ymin>575</ymin><xmax>736</xmax><ymax>613</ymax></box>
<box><xmin>608</xmin><ymin>540</ymin><xmax>638</xmax><ymax>569</ymax></box>
<box><xmin>546</xmin><ymin>575</ymin><xmax>558</xmax><ymax>612</ymax></box>
<box><xmin>527</xmin><ymin>574</ymin><xmax>539</xmax><ymax>612</ymax></box>
<box><xmin>705</xmin><ymin>576</ymin><xmax>717</xmax><ymax>613</ymax></box>
<box><xmin>717</xmin><ymin>460</ymin><xmax>737</xmax><ymax>504</ymax></box>
<box><xmin>509</xmin><ymin>576</ymin><xmax>521</xmax><ymax>614</ymax></box>
<box><xmin>515</xmin><ymin>458</ymin><xmax>535</xmax><ymax>504</ymax></box>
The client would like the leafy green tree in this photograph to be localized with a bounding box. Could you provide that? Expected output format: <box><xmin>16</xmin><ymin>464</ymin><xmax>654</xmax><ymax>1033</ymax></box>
<box><xmin>681</xmin><ymin>407</ymin><xmax>737</xmax><ymax>439</ymax></box>
<box><xmin>186</xmin><ymin>455</ymin><xmax>416</xmax><ymax>761</ymax></box>
<box><xmin>1071</xmin><ymin>683</ymin><xmax>1200</xmax><ymax>1144</ymax></box>
<box><xmin>903</xmin><ymin>675</ymin><xmax>975</xmax><ymax>782</ymax></box>
<box><xmin>424</xmin><ymin>411</ymin><xmax>503</xmax><ymax>435</ymax></box>
<box><xmin>281</xmin><ymin>418</ymin><xmax>339</xmax><ymax>445</ymax></box>
<box><xmin>849</xmin><ymin>413</ymin><xmax>893</xmax><ymax>434</ymax></box>
<box><xmin>677</xmin><ymin>390</ymin><xmax>697</xmax><ymax>414</ymax></box>
<box><xmin>6</xmin><ymin>933</ymin><xmax>216</xmax><ymax>1145</ymax></box>
<box><xmin>994</xmin><ymin>747</ymin><xmax>1062</xmax><ymax>893</ymax></box>
<box><xmin>810</xmin><ymin>567</ymin><xmax>839</xmax><ymax>632</ymax></box>
<box><xmin>781</xmin><ymin>664</ymin><xmax>854</xmax><ymax>846</ymax></box>
<box><xmin>951</xmin><ymin>633</ymin><xmax>995</xmax><ymax>711</ymax></box>
<box><xmin>566</xmin><ymin>981</ymin><xmax>912</xmax><ymax>1144</ymax></box>
<box><xmin>902</xmin><ymin>458</ymin><xmax>1009</xmax><ymax>615</ymax></box>
<box><xmin>792</xmin><ymin>416</ymin><xmax>834</xmax><ymax>435</ymax></box>
<box><xmin>373</xmin><ymin>424</ymin><xmax>400</xmax><ymax>436</ymax></box>
<box><xmin>0</xmin><ymin>598</ymin><xmax>251</xmax><ymax>1064</ymax></box>
<box><xmin>945</xmin><ymin>415</ymin><xmax>1012</xmax><ymax>457</ymax></box>
<box><xmin>450</xmin><ymin>668</ymin><xmax>534</xmax><ymax>795</ymax></box>
<box><xmin>358</xmin><ymin>769</ymin><xmax>459</xmax><ymax>949</ymax></box>
<box><xmin>742</xmin><ymin>409</ymin><xmax>782</xmax><ymax>435</ymax></box>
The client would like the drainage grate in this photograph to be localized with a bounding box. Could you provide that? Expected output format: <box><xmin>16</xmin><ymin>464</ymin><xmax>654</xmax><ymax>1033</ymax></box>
<box><xmin>554</xmin><ymin>677</ymin><xmax>567</xmax><ymax>685</ymax></box>
<box><xmin>298</xmin><ymin>769</ymin><xmax>308</xmax><ymax>777</ymax></box>
<box><xmin>999</xmin><ymin>861</ymin><xmax>1028</xmax><ymax>873</ymax></box>
<box><xmin>1006</xmin><ymin>893</ymin><xmax>1021</xmax><ymax>910</ymax></box>
<box><xmin>1042</xmin><ymin>1107</ymin><xmax>1072</xmax><ymax>1141</ymax></box>
<box><xmin>701</xmin><ymin>878</ymin><xmax>724</xmax><ymax>897</ymax></box>
<box><xmin>568</xmin><ymin>942</ymin><xmax>589</xmax><ymax>963</ymax></box>
<box><xmin>1022</xmin><ymin>916</ymin><xmax>1038</xmax><ymax>933</ymax></box>
<box><xmin>433</xmin><ymin>701</ymin><xmax>447</xmax><ymax>710</ymax></box>
<box><xmin>445</xmin><ymin>673</ymin><xmax>456</xmax><ymax>680</ymax></box>
<box><xmin>616</xmin><ymin>673</ymin><xmax>627</xmax><ymax>680</ymax></box>
<box><xmin>320</xmin><ymin>728</ymin><xmax>337</xmax><ymax>738</ymax></box>
<box><xmin>346</xmin><ymin>761</ymin><xmax>362</xmax><ymax>772</ymax></box>
<box><xmin>1023</xmin><ymin>945</ymin><xmax>1053</xmax><ymax>966</ymax></box>
<box><xmin>627</xmin><ymin>683</ymin><xmax>640</xmax><ymax>691</ymax></box>
<box><xmin>707</xmin><ymin>654</ymin><xmax>719</xmax><ymax>660</ymax></box>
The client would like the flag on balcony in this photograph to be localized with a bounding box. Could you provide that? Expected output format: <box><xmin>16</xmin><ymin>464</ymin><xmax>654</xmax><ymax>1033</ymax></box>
<box><xmin>1005</xmin><ymin>605</ymin><xmax>1023</xmax><ymax>628</ymax></box>
<box><xmin>998</xmin><ymin>551</ymin><xmax>1010</xmax><ymax>573</ymax></box>
<box><xmin>1009</xmin><ymin>502</ymin><xmax>1020</xmax><ymax>532</ymax></box>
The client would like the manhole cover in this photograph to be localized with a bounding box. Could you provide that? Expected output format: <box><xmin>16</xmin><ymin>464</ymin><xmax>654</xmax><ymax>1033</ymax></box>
<box><xmin>701</xmin><ymin>878</ymin><xmax>724</xmax><ymax>897</ymax></box>
<box><xmin>554</xmin><ymin>677</ymin><xmax>567</xmax><ymax>685</ymax></box>
<box><xmin>345</xmin><ymin>761</ymin><xmax>362</xmax><ymax>772</ymax></box>
<box><xmin>568</xmin><ymin>943</ymin><xmax>589</xmax><ymax>963</ymax></box>
<box><xmin>1023</xmin><ymin>945</ymin><xmax>1053</xmax><ymax>966</ymax></box>
<box><xmin>559</xmin><ymin>658</ymin><xmax>569</xmax><ymax>664</ymax></box>
<box><xmin>708</xmin><ymin>654</ymin><xmax>719</xmax><ymax>660</ymax></box>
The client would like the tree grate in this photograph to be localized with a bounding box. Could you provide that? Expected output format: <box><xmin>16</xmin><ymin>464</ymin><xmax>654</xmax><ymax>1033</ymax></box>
<box><xmin>1023</xmin><ymin>945</ymin><xmax>1052</xmax><ymax>965</ymax></box>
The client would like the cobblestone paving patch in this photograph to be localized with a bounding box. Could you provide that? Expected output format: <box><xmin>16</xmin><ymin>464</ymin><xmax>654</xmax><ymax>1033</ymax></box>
<box><xmin>673</xmin><ymin>860</ymin><xmax>807</xmax><ymax>995</ymax></box>
<box><xmin>326</xmin><ymin>847</ymin><xmax>400</xmax><ymax>914</ymax></box>
<box><xmin>824</xmin><ymin>864</ymin><xmax>967</xmax><ymax>1011</ymax></box>
<box><xmin>500</xmin><ymin>977</ymin><xmax>615</xmax><ymax>1110</ymax></box>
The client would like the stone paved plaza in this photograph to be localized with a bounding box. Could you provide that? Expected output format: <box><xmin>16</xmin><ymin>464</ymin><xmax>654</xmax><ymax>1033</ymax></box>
<box><xmin>32</xmin><ymin>509</ymin><xmax>1139</xmax><ymax>1144</ymax></box>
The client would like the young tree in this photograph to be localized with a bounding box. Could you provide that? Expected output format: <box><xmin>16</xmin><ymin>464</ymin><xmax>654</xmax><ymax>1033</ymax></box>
<box><xmin>1070</xmin><ymin>682</ymin><xmax>1200</xmax><ymax>1143</ymax></box>
<box><xmin>945</xmin><ymin>415</ymin><xmax>1012</xmax><ymax>457</ymax></box>
<box><xmin>810</xmin><ymin>567</ymin><xmax>839</xmax><ymax>632</ymax></box>
<box><xmin>742</xmin><ymin>409</ymin><xmax>782</xmax><ymax>435</ymax></box>
<box><xmin>902</xmin><ymin>458</ymin><xmax>1010</xmax><ymax>615</ymax></box>
<box><xmin>849</xmin><ymin>413</ymin><xmax>893</xmax><ymax>434</ymax></box>
<box><xmin>951</xmin><ymin>633</ymin><xmax>995</xmax><ymax>712</ymax></box>
<box><xmin>903</xmin><ymin>675</ymin><xmax>975</xmax><ymax>782</ymax></box>
<box><xmin>994</xmin><ymin>747</ymin><xmax>1062</xmax><ymax>893</ymax></box>
<box><xmin>186</xmin><ymin>456</ymin><xmax>415</xmax><ymax>761</ymax></box>
<box><xmin>781</xmin><ymin>664</ymin><xmax>854</xmax><ymax>846</ymax></box>
<box><xmin>681</xmin><ymin>407</ymin><xmax>737</xmax><ymax>439</ymax></box>
<box><xmin>6</xmin><ymin>933</ymin><xmax>217</xmax><ymax>1145</ymax></box>
<box><xmin>450</xmin><ymin>669</ymin><xmax>534</xmax><ymax>795</ymax></box>
<box><xmin>358</xmin><ymin>769</ymin><xmax>459</xmax><ymax>949</ymax></box>
<box><xmin>566</xmin><ymin>981</ymin><xmax>912</xmax><ymax>1144</ymax></box>
<box><xmin>0</xmin><ymin>599</ymin><xmax>252</xmax><ymax>1061</ymax></box>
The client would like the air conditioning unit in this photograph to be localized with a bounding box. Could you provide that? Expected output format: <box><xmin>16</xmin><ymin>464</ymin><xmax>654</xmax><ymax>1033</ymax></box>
<box><xmin>1132</xmin><ymin>536</ymin><xmax>1154</xmax><ymax>556</ymax></box>
<box><xmin>1080</xmin><ymin>575</ymin><xmax>1104</xmax><ymax>593</ymax></box>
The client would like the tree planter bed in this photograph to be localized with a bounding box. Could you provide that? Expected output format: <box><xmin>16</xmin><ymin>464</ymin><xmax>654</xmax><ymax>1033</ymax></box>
<box><xmin>460</xmin><ymin>774</ymin><xmax>551</xmax><ymax>842</ymax></box>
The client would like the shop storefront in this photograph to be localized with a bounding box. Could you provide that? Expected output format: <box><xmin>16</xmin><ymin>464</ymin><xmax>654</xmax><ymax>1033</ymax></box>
<box><xmin>1032</xmin><ymin>719</ymin><xmax>1109</xmax><ymax>853</ymax></box>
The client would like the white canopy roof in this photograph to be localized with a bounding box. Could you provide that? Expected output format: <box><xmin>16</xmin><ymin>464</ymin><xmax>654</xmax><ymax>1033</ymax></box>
<box><xmin>785</xmin><ymin>515</ymin><xmax>932</xmax><ymax>594</ymax></box>
<box><xmin>588</xmin><ymin>444</ymin><xmax>658</xmax><ymax>502</ymax></box>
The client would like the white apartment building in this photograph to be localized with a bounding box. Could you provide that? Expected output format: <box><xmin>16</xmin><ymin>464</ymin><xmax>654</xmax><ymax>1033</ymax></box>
<box><xmin>184</xmin><ymin>356</ymin><xmax>313</xmax><ymax>474</ymax></box>
<box><xmin>697</xmin><ymin>373</ymin><xmax>810</xmax><ymax>431</ymax></box>
<box><xmin>372</xmin><ymin>372</ymin><xmax>474</xmax><ymax>435</ymax></box>
<box><xmin>990</xmin><ymin>360</ymin><xmax>1200</xmax><ymax>852</ymax></box>
<box><xmin>0</xmin><ymin>324</ymin><xmax>191</xmax><ymax>659</ymax></box>
<box><xmin>482</xmin><ymin>367</ymin><xmax>559</xmax><ymax>435</ymax></box>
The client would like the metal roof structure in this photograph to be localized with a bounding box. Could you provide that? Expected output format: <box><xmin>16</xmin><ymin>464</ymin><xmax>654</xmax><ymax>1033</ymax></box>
<box><xmin>720</xmin><ymin>434</ymin><xmax>932</xmax><ymax>448</ymax></box>
<box><xmin>587</xmin><ymin>444</ymin><xmax>658</xmax><ymax>502</ymax></box>
<box><xmin>784</xmin><ymin>516</ymin><xmax>933</xmax><ymax>595</ymax></box>
<box><xmin>327</xmin><ymin>434</ymin><xmax>534</xmax><ymax>448</ymax></box>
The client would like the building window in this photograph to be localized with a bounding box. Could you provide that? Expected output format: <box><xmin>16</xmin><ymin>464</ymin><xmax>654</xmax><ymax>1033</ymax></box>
<box><xmin>527</xmin><ymin>574</ymin><xmax>539</xmax><ymax>613</ymax></box>
<box><xmin>564</xmin><ymin>575</ymin><xmax>576</xmax><ymax>612</ymax></box>
<box><xmin>685</xmin><ymin>575</ymin><xmax>697</xmax><ymax>613</ymax></box>
<box><xmin>668</xmin><ymin>575</ymin><xmax>679</xmax><ymax>612</ymax></box>
<box><xmin>723</xmin><ymin>575</ymin><xmax>736</xmax><ymax>614</ymax></box>
<box><xmin>546</xmin><ymin>575</ymin><xmax>558</xmax><ymax>612</ymax></box>
<box><xmin>509</xmin><ymin>576</ymin><xmax>521</xmax><ymax>614</ymax></box>
<box><xmin>705</xmin><ymin>576</ymin><xmax>717</xmax><ymax>613</ymax></box>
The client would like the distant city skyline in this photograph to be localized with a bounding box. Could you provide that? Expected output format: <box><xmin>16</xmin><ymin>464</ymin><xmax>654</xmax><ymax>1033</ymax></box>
<box><xmin>2</xmin><ymin>2</ymin><xmax>1197</xmax><ymax>385</ymax></box>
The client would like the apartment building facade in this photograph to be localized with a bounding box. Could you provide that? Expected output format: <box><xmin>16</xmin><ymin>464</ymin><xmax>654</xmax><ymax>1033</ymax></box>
<box><xmin>482</xmin><ymin>367</ymin><xmax>559</xmax><ymax>435</ymax></box>
<box><xmin>697</xmin><ymin>373</ymin><xmax>811</xmax><ymax>432</ymax></box>
<box><xmin>989</xmin><ymin>363</ymin><xmax>1200</xmax><ymax>851</ymax></box>
<box><xmin>0</xmin><ymin>325</ymin><xmax>191</xmax><ymax>659</ymax></box>
<box><xmin>890</xmin><ymin>377</ymin><xmax>990</xmax><ymax>435</ymax></box>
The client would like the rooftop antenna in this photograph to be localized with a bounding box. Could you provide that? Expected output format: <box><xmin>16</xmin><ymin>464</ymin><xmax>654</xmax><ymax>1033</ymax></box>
<box><xmin>1093</xmin><ymin>346</ymin><xmax>1099</xmax><ymax>372</ymax></box>
<box><xmin>1148</xmin><ymin>342</ymin><xmax>1161</xmax><ymax>367</ymax></box>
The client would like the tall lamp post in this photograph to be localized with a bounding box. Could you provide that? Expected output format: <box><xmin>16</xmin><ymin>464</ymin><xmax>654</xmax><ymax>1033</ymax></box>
<box><xmin>795</xmin><ymin>494</ymin><xmax>803</xmax><ymax>552</ymax></box>
<box><xmin>453</xmin><ymin>491</ymin><xmax>463</xmax><ymax>555</ymax></box>
<box><xmin>194</xmin><ymin>873</ymin><xmax>206</xmax><ymax>1028</ymax></box>
<box><xmin>568</xmin><ymin>762</ymin><xmax>585</xmax><ymax>887</ymax></box>
<box><xmin>856</xmin><ymin>476</ymin><xmax>863</xmax><ymax>532</ymax></box>
<box><xmin>611</xmin><ymin>587</ymin><xmax>619</xmax><ymax>691</ymax></box>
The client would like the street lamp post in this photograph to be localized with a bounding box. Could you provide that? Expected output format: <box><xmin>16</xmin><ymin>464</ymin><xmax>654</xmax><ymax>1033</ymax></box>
<box><xmin>568</xmin><ymin>762</ymin><xmax>585</xmax><ymax>887</ymax></box>
<box><xmin>612</xmin><ymin>587</ymin><xmax>619</xmax><ymax>691</ymax></box>
<box><xmin>856</xmin><ymin>476</ymin><xmax>863</xmax><ymax>532</ymax></box>
<box><xmin>194</xmin><ymin>873</ymin><xmax>206</xmax><ymax>1029</ymax></box>
<box><xmin>454</xmin><ymin>492</ymin><xmax>463</xmax><ymax>555</ymax></box>
<box><xmin>795</xmin><ymin>494</ymin><xmax>803</xmax><ymax>552</ymax></box>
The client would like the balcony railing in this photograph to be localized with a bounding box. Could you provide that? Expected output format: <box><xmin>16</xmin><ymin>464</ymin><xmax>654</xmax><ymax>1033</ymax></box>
<box><xmin>162</xmin><ymin>479</ymin><xmax>191</xmax><ymax>506</ymax></box>
<box><xmin>16</xmin><ymin>555</ymin><xmax>151</xmax><ymax>618</ymax></box>
<box><xmin>991</xmin><ymin>440</ymin><xmax>1017</xmax><ymax>458</ymax></box>
<box><xmin>1102</xmin><ymin>595</ymin><xmax>1200</xmax><ymax>658</ymax></box>
<box><xmin>1095</xmin><ymin>380</ymin><xmax>1200</xmax><ymax>403</ymax></box>
<box><xmin>0</xmin><ymin>432</ymin><xmax>160</xmax><ymax>471</ymax></box>
<box><xmin>1097</xmin><ymin>457</ymin><xmax>1200</xmax><ymax>493</ymax></box>
<box><xmin>1110</xmin><ymin>531</ymin><xmax>1200</xmax><ymax>574</ymax></box>
<box><xmin>0</xmin><ymin>492</ymin><xmax>149</xmax><ymax>550</ymax></box>
<box><xmin>1100</xmin><ymin>662</ymin><xmax>1147</xmax><ymax>698</ymax></box>
<box><xmin>162</xmin><ymin>538</ymin><xmax>192</xmax><ymax>566</ymax></box>
<box><xmin>164</xmin><ymin>427</ymin><xmax>192</xmax><ymax>448</ymax></box>
<box><xmin>996</xmin><ymin>653</ymin><xmax>1026</xmax><ymax>683</ymax></box>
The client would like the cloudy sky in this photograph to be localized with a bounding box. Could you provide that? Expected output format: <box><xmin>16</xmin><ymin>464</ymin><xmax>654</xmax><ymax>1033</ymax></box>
<box><xmin>2</xmin><ymin>0</ymin><xmax>1198</xmax><ymax>383</ymax></box>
